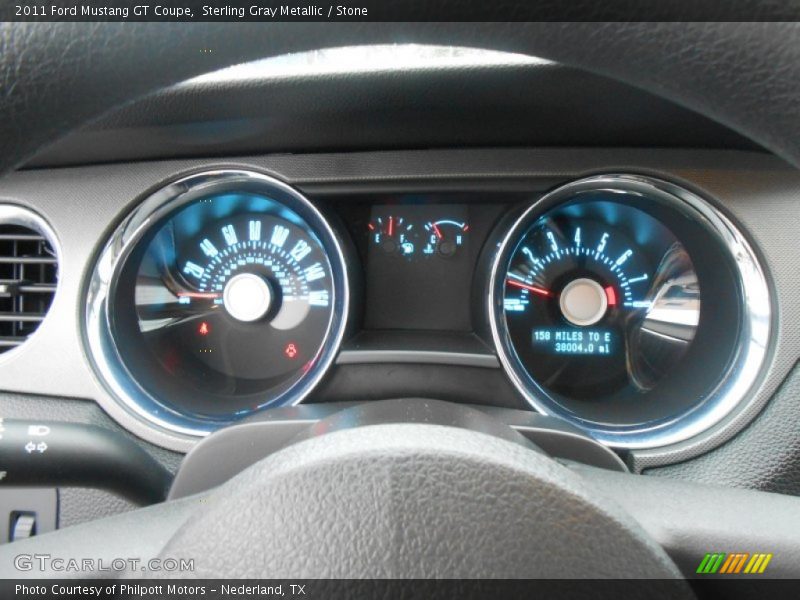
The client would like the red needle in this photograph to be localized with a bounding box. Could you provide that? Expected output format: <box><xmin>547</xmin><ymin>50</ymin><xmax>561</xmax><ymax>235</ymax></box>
<box><xmin>506</xmin><ymin>279</ymin><xmax>552</xmax><ymax>297</ymax></box>
<box><xmin>177</xmin><ymin>291</ymin><xmax>220</xmax><ymax>299</ymax></box>
<box><xmin>388</xmin><ymin>216</ymin><xmax>394</xmax><ymax>237</ymax></box>
<box><xmin>432</xmin><ymin>223</ymin><xmax>443</xmax><ymax>239</ymax></box>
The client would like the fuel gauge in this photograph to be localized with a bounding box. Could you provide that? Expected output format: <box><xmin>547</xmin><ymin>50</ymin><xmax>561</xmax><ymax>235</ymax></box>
<box><xmin>424</xmin><ymin>220</ymin><xmax>469</xmax><ymax>257</ymax></box>
<box><xmin>368</xmin><ymin>216</ymin><xmax>416</xmax><ymax>257</ymax></box>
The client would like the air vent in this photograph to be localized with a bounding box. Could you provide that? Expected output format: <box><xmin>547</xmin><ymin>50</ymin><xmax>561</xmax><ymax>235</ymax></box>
<box><xmin>0</xmin><ymin>207</ymin><xmax>59</xmax><ymax>354</ymax></box>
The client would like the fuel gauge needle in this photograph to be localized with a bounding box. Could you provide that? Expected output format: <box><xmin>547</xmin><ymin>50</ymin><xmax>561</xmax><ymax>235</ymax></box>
<box><xmin>506</xmin><ymin>279</ymin><xmax>552</xmax><ymax>297</ymax></box>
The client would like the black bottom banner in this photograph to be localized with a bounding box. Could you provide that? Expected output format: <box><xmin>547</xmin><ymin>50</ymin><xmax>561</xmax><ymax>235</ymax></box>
<box><xmin>3</xmin><ymin>579</ymin><xmax>800</xmax><ymax>600</ymax></box>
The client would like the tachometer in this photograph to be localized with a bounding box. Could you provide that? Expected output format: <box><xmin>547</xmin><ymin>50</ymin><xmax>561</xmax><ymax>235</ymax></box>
<box><xmin>503</xmin><ymin>210</ymin><xmax>699</xmax><ymax>396</ymax></box>
<box><xmin>488</xmin><ymin>175</ymin><xmax>770</xmax><ymax>449</ymax></box>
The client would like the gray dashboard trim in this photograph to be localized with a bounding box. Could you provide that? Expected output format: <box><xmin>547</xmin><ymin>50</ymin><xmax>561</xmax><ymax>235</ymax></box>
<box><xmin>336</xmin><ymin>350</ymin><xmax>500</xmax><ymax>368</ymax></box>
<box><xmin>0</xmin><ymin>148</ymin><xmax>795</xmax><ymax>469</ymax></box>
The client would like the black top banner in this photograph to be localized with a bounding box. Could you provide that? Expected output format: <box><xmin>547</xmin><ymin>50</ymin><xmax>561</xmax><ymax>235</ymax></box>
<box><xmin>3</xmin><ymin>0</ymin><xmax>800</xmax><ymax>22</ymax></box>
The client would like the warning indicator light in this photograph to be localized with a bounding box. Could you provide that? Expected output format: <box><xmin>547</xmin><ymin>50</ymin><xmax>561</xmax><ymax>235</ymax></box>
<box><xmin>285</xmin><ymin>343</ymin><xmax>298</xmax><ymax>359</ymax></box>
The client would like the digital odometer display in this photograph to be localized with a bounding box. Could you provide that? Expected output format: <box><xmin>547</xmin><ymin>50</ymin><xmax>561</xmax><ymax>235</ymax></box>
<box><xmin>531</xmin><ymin>328</ymin><xmax>615</xmax><ymax>356</ymax></box>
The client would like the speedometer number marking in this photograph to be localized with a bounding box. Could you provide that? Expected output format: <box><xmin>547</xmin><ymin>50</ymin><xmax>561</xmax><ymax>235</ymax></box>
<box><xmin>200</xmin><ymin>239</ymin><xmax>218</xmax><ymax>257</ymax></box>
<box><xmin>221</xmin><ymin>224</ymin><xmax>238</xmax><ymax>246</ymax></box>
<box><xmin>308</xmin><ymin>290</ymin><xmax>330</xmax><ymax>307</ymax></box>
<box><xmin>271</xmin><ymin>225</ymin><xmax>290</xmax><ymax>247</ymax></box>
<box><xmin>303</xmin><ymin>263</ymin><xmax>326</xmax><ymax>281</ymax></box>
<box><xmin>249</xmin><ymin>220</ymin><xmax>262</xmax><ymax>241</ymax></box>
<box><xmin>183</xmin><ymin>261</ymin><xmax>205</xmax><ymax>279</ymax></box>
<box><xmin>290</xmin><ymin>240</ymin><xmax>312</xmax><ymax>262</ymax></box>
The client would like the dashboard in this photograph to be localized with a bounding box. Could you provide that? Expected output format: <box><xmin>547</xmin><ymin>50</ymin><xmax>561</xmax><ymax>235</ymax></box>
<box><xmin>1</xmin><ymin>145</ymin><xmax>795</xmax><ymax>490</ymax></box>
<box><xmin>3</xmin><ymin>23</ymin><xmax>800</xmax><ymax>583</ymax></box>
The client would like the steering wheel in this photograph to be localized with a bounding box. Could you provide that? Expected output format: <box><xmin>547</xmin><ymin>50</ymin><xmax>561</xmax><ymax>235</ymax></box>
<box><xmin>2</xmin><ymin>22</ymin><xmax>800</xmax><ymax>584</ymax></box>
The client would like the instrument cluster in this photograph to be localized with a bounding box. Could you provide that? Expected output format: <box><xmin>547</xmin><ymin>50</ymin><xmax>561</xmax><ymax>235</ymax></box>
<box><xmin>84</xmin><ymin>170</ymin><xmax>770</xmax><ymax>449</ymax></box>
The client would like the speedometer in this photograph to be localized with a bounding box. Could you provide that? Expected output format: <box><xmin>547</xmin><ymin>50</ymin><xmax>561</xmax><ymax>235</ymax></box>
<box><xmin>86</xmin><ymin>170</ymin><xmax>349</xmax><ymax>438</ymax></box>
<box><xmin>140</xmin><ymin>211</ymin><xmax>332</xmax><ymax>384</ymax></box>
<box><xmin>488</xmin><ymin>175</ymin><xmax>770</xmax><ymax>449</ymax></box>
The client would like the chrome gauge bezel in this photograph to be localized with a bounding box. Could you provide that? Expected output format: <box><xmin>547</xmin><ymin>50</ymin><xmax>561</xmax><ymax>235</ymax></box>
<box><xmin>488</xmin><ymin>174</ymin><xmax>771</xmax><ymax>449</ymax></box>
<box><xmin>84</xmin><ymin>169</ymin><xmax>350</xmax><ymax>439</ymax></box>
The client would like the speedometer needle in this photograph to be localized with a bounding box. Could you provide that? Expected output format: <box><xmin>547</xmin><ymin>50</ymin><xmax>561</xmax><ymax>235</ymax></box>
<box><xmin>506</xmin><ymin>279</ymin><xmax>552</xmax><ymax>297</ymax></box>
<box><xmin>177</xmin><ymin>291</ymin><xmax>221</xmax><ymax>299</ymax></box>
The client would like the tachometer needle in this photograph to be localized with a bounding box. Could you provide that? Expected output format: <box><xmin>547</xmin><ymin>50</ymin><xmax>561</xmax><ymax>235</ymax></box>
<box><xmin>506</xmin><ymin>279</ymin><xmax>552</xmax><ymax>297</ymax></box>
<box><xmin>432</xmin><ymin>223</ymin><xmax>443</xmax><ymax>239</ymax></box>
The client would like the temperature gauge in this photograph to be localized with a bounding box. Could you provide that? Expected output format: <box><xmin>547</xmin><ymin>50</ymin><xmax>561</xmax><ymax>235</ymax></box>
<box><xmin>368</xmin><ymin>216</ymin><xmax>416</xmax><ymax>257</ymax></box>
<box><xmin>423</xmin><ymin>220</ymin><xmax>469</xmax><ymax>257</ymax></box>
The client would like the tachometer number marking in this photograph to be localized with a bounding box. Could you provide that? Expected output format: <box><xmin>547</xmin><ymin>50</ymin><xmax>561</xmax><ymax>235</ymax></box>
<box><xmin>546</xmin><ymin>231</ymin><xmax>559</xmax><ymax>253</ymax></box>
<box><xmin>615</xmin><ymin>249</ymin><xmax>633</xmax><ymax>267</ymax></box>
<box><xmin>522</xmin><ymin>247</ymin><xmax>541</xmax><ymax>267</ymax></box>
<box><xmin>596</xmin><ymin>232</ymin><xmax>609</xmax><ymax>254</ymax></box>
